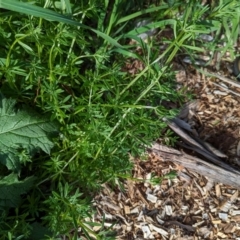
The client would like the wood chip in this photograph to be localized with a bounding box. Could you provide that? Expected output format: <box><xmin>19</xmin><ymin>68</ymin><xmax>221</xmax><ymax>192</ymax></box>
<box><xmin>213</xmin><ymin>90</ymin><xmax>228</xmax><ymax>95</ymax></box>
<box><xmin>165</xmin><ymin>205</ymin><xmax>173</xmax><ymax>216</ymax></box>
<box><xmin>150</xmin><ymin>224</ymin><xmax>168</xmax><ymax>236</ymax></box>
<box><xmin>230</xmin><ymin>210</ymin><xmax>240</xmax><ymax>216</ymax></box>
<box><xmin>100</xmin><ymin>201</ymin><xmax>121</xmax><ymax>212</ymax></box>
<box><xmin>237</xmin><ymin>141</ymin><xmax>240</xmax><ymax>156</ymax></box>
<box><xmin>141</xmin><ymin>225</ymin><xmax>153</xmax><ymax>239</ymax></box>
<box><xmin>215</xmin><ymin>184</ymin><xmax>221</xmax><ymax>197</ymax></box>
<box><xmin>230</xmin><ymin>190</ymin><xmax>238</xmax><ymax>202</ymax></box>
<box><xmin>146</xmin><ymin>193</ymin><xmax>158</xmax><ymax>203</ymax></box>
<box><xmin>124</xmin><ymin>206</ymin><xmax>130</xmax><ymax>215</ymax></box>
<box><xmin>218</xmin><ymin>212</ymin><xmax>229</xmax><ymax>221</ymax></box>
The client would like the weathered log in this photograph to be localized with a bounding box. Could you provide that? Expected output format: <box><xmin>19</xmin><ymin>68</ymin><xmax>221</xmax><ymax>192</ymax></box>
<box><xmin>150</xmin><ymin>143</ymin><xmax>240</xmax><ymax>189</ymax></box>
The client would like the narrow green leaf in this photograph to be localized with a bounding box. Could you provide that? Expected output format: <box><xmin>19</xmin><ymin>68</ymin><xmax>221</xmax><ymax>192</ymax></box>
<box><xmin>63</xmin><ymin>0</ymin><xmax>72</xmax><ymax>14</ymax></box>
<box><xmin>116</xmin><ymin>5</ymin><xmax>169</xmax><ymax>25</ymax></box>
<box><xmin>112</xmin><ymin>48</ymin><xmax>141</xmax><ymax>59</ymax></box>
<box><xmin>18</xmin><ymin>40</ymin><xmax>34</xmax><ymax>53</ymax></box>
<box><xmin>182</xmin><ymin>45</ymin><xmax>205</xmax><ymax>52</ymax></box>
<box><xmin>0</xmin><ymin>0</ymin><xmax>78</xmax><ymax>25</ymax></box>
<box><xmin>123</xmin><ymin>20</ymin><xmax>177</xmax><ymax>38</ymax></box>
<box><xmin>0</xmin><ymin>0</ymin><xmax>122</xmax><ymax>48</ymax></box>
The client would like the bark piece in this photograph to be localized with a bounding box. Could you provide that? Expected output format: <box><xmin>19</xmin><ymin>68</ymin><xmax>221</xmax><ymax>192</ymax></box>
<box><xmin>163</xmin><ymin>118</ymin><xmax>239</xmax><ymax>174</ymax></box>
<box><xmin>150</xmin><ymin>143</ymin><xmax>240</xmax><ymax>189</ymax></box>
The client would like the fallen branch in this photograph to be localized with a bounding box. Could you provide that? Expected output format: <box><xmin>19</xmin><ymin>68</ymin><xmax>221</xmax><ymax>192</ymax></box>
<box><xmin>163</xmin><ymin>117</ymin><xmax>238</xmax><ymax>173</ymax></box>
<box><xmin>150</xmin><ymin>143</ymin><xmax>240</xmax><ymax>189</ymax></box>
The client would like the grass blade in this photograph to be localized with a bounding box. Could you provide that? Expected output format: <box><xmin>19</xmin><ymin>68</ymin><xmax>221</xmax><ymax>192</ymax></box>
<box><xmin>116</xmin><ymin>5</ymin><xmax>169</xmax><ymax>25</ymax></box>
<box><xmin>62</xmin><ymin>0</ymin><xmax>72</xmax><ymax>14</ymax></box>
<box><xmin>0</xmin><ymin>0</ymin><xmax>123</xmax><ymax>48</ymax></box>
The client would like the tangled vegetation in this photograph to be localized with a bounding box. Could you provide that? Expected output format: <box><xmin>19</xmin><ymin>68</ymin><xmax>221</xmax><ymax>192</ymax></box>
<box><xmin>0</xmin><ymin>0</ymin><xmax>239</xmax><ymax>239</ymax></box>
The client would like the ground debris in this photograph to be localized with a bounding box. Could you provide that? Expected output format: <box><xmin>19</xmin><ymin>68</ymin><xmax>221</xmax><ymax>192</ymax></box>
<box><xmin>91</xmin><ymin>26</ymin><xmax>240</xmax><ymax>240</ymax></box>
<box><xmin>91</xmin><ymin>150</ymin><xmax>240</xmax><ymax>239</ymax></box>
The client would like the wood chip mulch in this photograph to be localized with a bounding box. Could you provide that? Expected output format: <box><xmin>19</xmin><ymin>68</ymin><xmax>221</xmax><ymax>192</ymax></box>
<box><xmin>81</xmin><ymin>36</ymin><xmax>240</xmax><ymax>239</ymax></box>
<box><xmin>88</xmin><ymin>153</ymin><xmax>240</xmax><ymax>239</ymax></box>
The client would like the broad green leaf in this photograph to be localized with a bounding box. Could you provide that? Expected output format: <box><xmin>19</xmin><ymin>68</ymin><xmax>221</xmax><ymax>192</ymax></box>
<box><xmin>0</xmin><ymin>93</ymin><xmax>58</xmax><ymax>172</ymax></box>
<box><xmin>0</xmin><ymin>173</ymin><xmax>35</xmax><ymax>208</ymax></box>
<box><xmin>28</xmin><ymin>222</ymin><xmax>53</xmax><ymax>240</ymax></box>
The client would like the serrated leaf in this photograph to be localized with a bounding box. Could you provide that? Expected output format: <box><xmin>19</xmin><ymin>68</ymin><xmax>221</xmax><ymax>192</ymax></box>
<box><xmin>0</xmin><ymin>93</ymin><xmax>58</xmax><ymax>172</ymax></box>
<box><xmin>28</xmin><ymin>222</ymin><xmax>53</xmax><ymax>240</ymax></box>
<box><xmin>0</xmin><ymin>173</ymin><xmax>36</xmax><ymax>208</ymax></box>
<box><xmin>0</xmin><ymin>152</ymin><xmax>20</xmax><ymax>173</ymax></box>
<box><xmin>0</xmin><ymin>93</ymin><xmax>16</xmax><ymax>115</ymax></box>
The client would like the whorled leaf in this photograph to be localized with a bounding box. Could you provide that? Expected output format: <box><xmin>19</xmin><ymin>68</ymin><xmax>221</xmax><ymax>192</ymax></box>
<box><xmin>0</xmin><ymin>0</ymin><xmax>123</xmax><ymax>48</ymax></box>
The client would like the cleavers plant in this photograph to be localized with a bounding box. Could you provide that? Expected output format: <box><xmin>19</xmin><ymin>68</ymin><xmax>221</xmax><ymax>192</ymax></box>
<box><xmin>0</xmin><ymin>0</ymin><xmax>240</xmax><ymax>239</ymax></box>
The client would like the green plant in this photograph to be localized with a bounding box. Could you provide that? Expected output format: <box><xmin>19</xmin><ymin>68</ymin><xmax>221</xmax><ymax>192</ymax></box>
<box><xmin>0</xmin><ymin>93</ymin><xmax>57</xmax><ymax>239</ymax></box>
<box><xmin>0</xmin><ymin>0</ymin><xmax>239</xmax><ymax>239</ymax></box>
